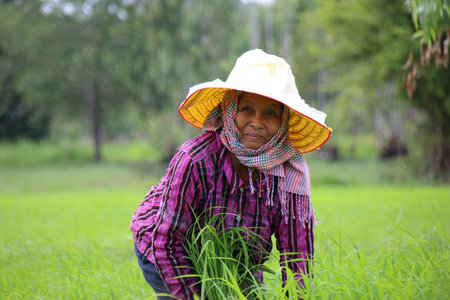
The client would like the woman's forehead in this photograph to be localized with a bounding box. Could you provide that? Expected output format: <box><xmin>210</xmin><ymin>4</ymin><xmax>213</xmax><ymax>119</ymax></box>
<box><xmin>239</xmin><ymin>92</ymin><xmax>283</xmax><ymax>108</ymax></box>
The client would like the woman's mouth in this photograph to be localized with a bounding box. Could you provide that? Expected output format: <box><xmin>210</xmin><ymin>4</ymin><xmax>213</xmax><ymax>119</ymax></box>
<box><xmin>245</xmin><ymin>133</ymin><xmax>264</xmax><ymax>141</ymax></box>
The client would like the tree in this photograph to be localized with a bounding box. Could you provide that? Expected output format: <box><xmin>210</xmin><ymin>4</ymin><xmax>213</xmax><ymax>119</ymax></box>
<box><xmin>402</xmin><ymin>0</ymin><xmax>450</xmax><ymax>176</ymax></box>
<box><xmin>1</xmin><ymin>0</ymin><xmax>250</xmax><ymax>161</ymax></box>
<box><xmin>296</xmin><ymin>0</ymin><xmax>415</xmax><ymax>159</ymax></box>
<box><xmin>294</xmin><ymin>0</ymin><xmax>449</xmax><ymax>177</ymax></box>
<box><xmin>108</xmin><ymin>0</ymin><xmax>248</xmax><ymax>154</ymax></box>
<box><xmin>4</xmin><ymin>0</ymin><xmax>139</xmax><ymax>161</ymax></box>
<box><xmin>44</xmin><ymin>0</ymin><xmax>133</xmax><ymax>161</ymax></box>
<box><xmin>0</xmin><ymin>3</ymin><xmax>51</xmax><ymax>141</ymax></box>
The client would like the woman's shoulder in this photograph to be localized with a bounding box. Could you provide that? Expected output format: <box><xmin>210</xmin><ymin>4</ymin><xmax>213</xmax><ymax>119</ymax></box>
<box><xmin>178</xmin><ymin>131</ymin><xmax>222</xmax><ymax>162</ymax></box>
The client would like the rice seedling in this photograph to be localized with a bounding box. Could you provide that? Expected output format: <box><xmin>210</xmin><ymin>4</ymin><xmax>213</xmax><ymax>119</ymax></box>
<box><xmin>0</xmin><ymin>161</ymin><xmax>447</xmax><ymax>299</ymax></box>
<box><xmin>181</xmin><ymin>207</ymin><xmax>313</xmax><ymax>300</ymax></box>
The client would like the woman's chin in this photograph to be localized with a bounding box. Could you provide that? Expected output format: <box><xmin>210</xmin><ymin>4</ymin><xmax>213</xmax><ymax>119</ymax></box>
<box><xmin>240</xmin><ymin>139</ymin><xmax>265</xmax><ymax>150</ymax></box>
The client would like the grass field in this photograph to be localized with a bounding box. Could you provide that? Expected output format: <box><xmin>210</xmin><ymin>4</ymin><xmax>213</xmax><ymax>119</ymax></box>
<box><xmin>0</xmin><ymin>154</ymin><xmax>449</xmax><ymax>298</ymax></box>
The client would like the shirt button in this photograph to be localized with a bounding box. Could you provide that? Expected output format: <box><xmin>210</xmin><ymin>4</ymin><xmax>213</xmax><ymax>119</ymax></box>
<box><xmin>239</xmin><ymin>187</ymin><xmax>244</xmax><ymax>193</ymax></box>
<box><xmin>236</xmin><ymin>215</ymin><xmax>241</xmax><ymax>222</ymax></box>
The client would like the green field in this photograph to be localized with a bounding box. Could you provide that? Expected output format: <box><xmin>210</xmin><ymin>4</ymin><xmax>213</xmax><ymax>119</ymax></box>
<box><xmin>0</xmin><ymin>159</ymin><xmax>449</xmax><ymax>299</ymax></box>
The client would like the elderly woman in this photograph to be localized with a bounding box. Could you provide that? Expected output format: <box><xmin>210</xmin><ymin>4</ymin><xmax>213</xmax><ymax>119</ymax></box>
<box><xmin>130</xmin><ymin>49</ymin><xmax>332</xmax><ymax>299</ymax></box>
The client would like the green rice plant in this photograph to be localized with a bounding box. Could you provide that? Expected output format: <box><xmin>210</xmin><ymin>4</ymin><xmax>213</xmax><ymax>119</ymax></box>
<box><xmin>180</xmin><ymin>207</ymin><xmax>313</xmax><ymax>300</ymax></box>
<box><xmin>263</xmin><ymin>253</ymin><xmax>315</xmax><ymax>300</ymax></box>
<box><xmin>0</xmin><ymin>162</ymin><xmax>448</xmax><ymax>300</ymax></box>
<box><xmin>0</xmin><ymin>188</ymin><xmax>153</xmax><ymax>299</ymax></box>
<box><xmin>305</xmin><ymin>227</ymin><xmax>450</xmax><ymax>299</ymax></box>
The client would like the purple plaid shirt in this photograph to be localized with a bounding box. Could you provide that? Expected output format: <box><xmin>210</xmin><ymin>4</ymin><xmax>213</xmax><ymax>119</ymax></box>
<box><xmin>130</xmin><ymin>131</ymin><xmax>314</xmax><ymax>299</ymax></box>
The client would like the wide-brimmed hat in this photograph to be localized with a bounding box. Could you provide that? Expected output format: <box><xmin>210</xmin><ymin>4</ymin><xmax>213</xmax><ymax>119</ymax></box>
<box><xmin>178</xmin><ymin>49</ymin><xmax>332</xmax><ymax>153</ymax></box>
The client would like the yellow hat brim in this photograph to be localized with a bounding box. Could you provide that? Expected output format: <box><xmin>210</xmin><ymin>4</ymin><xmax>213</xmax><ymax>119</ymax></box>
<box><xmin>179</xmin><ymin>87</ymin><xmax>332</xmax><ymax>153</ymax></box>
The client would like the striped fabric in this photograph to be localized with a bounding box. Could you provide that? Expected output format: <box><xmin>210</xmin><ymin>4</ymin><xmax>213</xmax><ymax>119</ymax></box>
<box><xmin>130</xmin><ymin>132</ymin><xmax>314</xmax><ymax>300</ymax></box>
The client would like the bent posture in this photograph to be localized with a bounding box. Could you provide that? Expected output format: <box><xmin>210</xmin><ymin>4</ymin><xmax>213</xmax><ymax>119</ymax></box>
<box><xmin>131</xmin><ymin>49</ymin><xmax>332</xmax><ymax>299</ymax></box>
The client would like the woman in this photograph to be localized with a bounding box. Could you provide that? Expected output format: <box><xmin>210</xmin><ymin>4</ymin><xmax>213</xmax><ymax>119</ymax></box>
<box><xmin>130</xmin><ymin>49</ymin><xmax>332</xmax><ymax>299</ymax></box>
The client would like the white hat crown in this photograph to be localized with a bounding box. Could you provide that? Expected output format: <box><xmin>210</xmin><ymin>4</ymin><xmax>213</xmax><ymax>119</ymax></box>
<box><xmin>226</xmin><ymin>49</ymin><xmax>303</xmax><ymax>105</ymax></box>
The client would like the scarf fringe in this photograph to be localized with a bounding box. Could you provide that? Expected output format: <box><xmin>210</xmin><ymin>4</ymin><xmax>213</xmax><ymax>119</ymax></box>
<box><xmin>248</xmin><ymin>168</ymin><xmax>256</xmax><ymax>195</ymax></box>
<box><xmin>255</xmin><ymin>172</ymin><xmax>315</xmax><ymax>226</ymax></box>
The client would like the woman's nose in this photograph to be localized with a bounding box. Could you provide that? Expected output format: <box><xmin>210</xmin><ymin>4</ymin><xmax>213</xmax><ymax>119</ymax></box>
<box><xmin>250</xmin><ymin>112</ymin><xmax>264</xmax><ymax>128</ymax></box>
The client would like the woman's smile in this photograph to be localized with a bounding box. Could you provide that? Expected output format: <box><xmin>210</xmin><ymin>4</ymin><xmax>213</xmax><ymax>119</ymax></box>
<box><xmin>244</xmin><ymin>133</ymin><xmax>264</xmax><ymax>140</ymax></box>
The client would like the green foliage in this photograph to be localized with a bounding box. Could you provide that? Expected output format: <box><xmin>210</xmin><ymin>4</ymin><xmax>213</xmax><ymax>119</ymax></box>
<box><xmin>1</xmin><ymin>137</ymin><xmax>429</xmax><ymax>184</ymax></box>
<box><xmin>0</xmin><ymin>97</ymin><xmax>50</xmax><ymax>141</ymax></box>
<box><xmin>307</xmin><ymin>158</ymin><xmax>418</xmax><ymax>186</ymax></box>
<box><xmin>406</xmin><ymin>0</ymin><xmax>450</xmax><ymax>45</ymax></box>
<box><xmin>294</xmin><ymin>0</ymin><xmax>449</xmax><ymax>178</ymax></box>
<box><xmin>407</xmin><ymin>65</ymin><xmax>450</xmax><ymax>176</ymax></box>
<box><xmin>182</xmin><ymin>209</ymin><xmax>270</xmax><ymax>299</ymax></box>
<box><xmin>403</xmin><ymin>0</ymin><xmax>450</xmax><ymax>176</ymax></box>
<box><xmin>297</xmin><ymin>0</ymin><xmax>414</xmax><ymax>119</ymax></box>
<box><xmin>0</xmin><ymin>140</ymin><xmax>161</xmax><ymax>167</ymax></box>
<box><xmin>0</xmin><ymin>188</ymin><xmax>152</xmax><ymax>299</ymax></box>
<box><xmin>0</xmin><ymin>163</ymin><xmax>448</xmax><ymax>299</ymax></box>
<box><xmin>2</xmin><ymin>138</ymin><xmax>436</xmax><ymax>186</ymax></box>
<box><xmin>310</xmin><ymin>185</ymin><xmax>450</xmax><ymax>299</ymax></box>
<box><xmin>0</xmin><ymin>0</ymin><xmax>249</xmax><ymax>158</ymax></box>
<box><xmin>0</xmin><ymin>2</ymin><xmax>84</xmax><ymax>116</ymax></box>
<box><xmin>182</xmin><ymin>208</ymin><xmax>312</xmax><ymax>299</ymax></box>
<box><xmin>1</xmin><ymin>0</ymin><xmax>448</xmax><ymax>174</ymax></box>
<box><xmin>0</xmin><ymin>3</ymin><xmax>52</xmax><ymax>141</ymax></box>
<box><xmin>292</xmin><ymin>0</ymin><xmax>415</xmax><ymax>163</ymax></box>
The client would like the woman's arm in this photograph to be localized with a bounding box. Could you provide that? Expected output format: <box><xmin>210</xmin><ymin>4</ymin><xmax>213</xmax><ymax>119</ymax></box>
<box><xmin>152</xmin><ymin>150</ymin><xmax>202</xmax><ymax>300</ymax></box>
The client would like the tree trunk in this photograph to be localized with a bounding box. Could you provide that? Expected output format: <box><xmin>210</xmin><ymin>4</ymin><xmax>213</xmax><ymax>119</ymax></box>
<box><xmin>279</xmin><ymin>0</ymin><xmax>293</xmax><ymax>63</ymax></box>
<box><xmin>422</xmin><ymin>102</ymin><xmax>450</xmax><ymax>178</ymax></box>
<box><xmin>91</xmin><ymin>77</ymin><xmax>101</xmax><ymax>162</ymax></box>
<box><xmin>263</xmin><ymin>5</ymin><xmax>273</xmax><ymax>53</ymax></box>
<box><xmin>248</xmin><ymin>4</ymin><xmax>259</xmax><ymax>49</ymax></box>
<box><xmin>91</xmin><ymin>24</ymin><xmax>103</xmax><ymax>163</ymax></box>
<box><xmin>89</xmin><ymin>18</ymin><xmax>105</xmax><ymax>163</ymax></box>
<box><xmin>374</xmin><ymin>83</ymin><xmax>408</xmax><ymax>159</ymax></box>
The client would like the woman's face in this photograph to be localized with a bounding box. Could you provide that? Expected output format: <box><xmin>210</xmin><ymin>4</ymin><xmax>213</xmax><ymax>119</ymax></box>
<box><xmin>235</xmin><ymin>92</ymin><xmax>283</xmax><ymax>150</ymax></box>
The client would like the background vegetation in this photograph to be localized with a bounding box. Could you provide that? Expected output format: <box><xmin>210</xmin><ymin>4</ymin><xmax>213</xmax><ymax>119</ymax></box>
<box><xmin>1</xmin><ymin>0</ymin><xmax>448</xmax><ymax>178</ymax></box>
<box><xmin>0</xmin><ymin>0</ymin><xmax>449</xmax><ymax>299</ymax></box>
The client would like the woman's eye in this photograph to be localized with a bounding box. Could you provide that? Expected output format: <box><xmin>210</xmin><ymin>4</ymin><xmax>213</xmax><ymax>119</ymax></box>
<box><xmin>266</xmin><ymin>111</ymin><xmax>279</xmax><ymax>117</ymax></box>
<box><xmin>240</xmin><ymin>106</ymin><xmax>252</xmax><ymax>112</ymax></box>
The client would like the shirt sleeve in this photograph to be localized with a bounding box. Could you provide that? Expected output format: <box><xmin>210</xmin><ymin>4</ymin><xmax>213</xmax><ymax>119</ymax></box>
<box><xmin>151</xmin><ymin>150</ymin><xmax>202</xmax><ymax>300</ymax></box>
<box><xmin>274</xmin><ymin>194</ymin><xmax>314</xmax><ymax>286</ymax></box>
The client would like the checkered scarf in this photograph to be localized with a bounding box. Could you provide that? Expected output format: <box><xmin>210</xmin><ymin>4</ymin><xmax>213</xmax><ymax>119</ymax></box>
<box><xmin>203</xmin><ymin>90</ymin><xmax>314</xmax><ymax>224</ymax></box>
